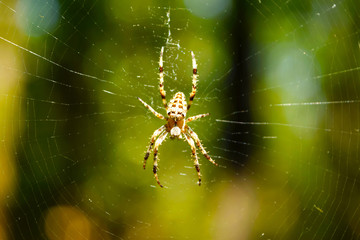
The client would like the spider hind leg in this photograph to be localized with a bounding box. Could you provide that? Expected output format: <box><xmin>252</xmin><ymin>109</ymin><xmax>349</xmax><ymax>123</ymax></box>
<box><xmin>184</xmin><ymin>133</ymin><xmax>201</xmax><ymax>186</ymax></box>
<box><xmin>152</xmin><ymin>131</ymin><xmax>168</xmax><ymax>187</ymax></box>
<box><xmin>143</xmin><ymin>125</ymin><xmax>166</xmax><ymax>169</ymax></box>
<box><xmin>187</xmin><ymin>126</ymin><xmax>218</xmax><ymax>166</ymax></box>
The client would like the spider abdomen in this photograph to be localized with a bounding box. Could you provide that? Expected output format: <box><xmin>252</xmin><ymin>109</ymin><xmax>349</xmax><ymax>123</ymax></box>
<box><xmin>167</xmin><ymin>92</ymin><xmax>187</xmax><ymax>119</ymax></box>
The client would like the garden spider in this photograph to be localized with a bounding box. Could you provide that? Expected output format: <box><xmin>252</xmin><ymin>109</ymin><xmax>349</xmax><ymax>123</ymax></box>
<box><xmin>138</xmin><ymin>47</ymin><xmax>217</xmax><ymax>188</ymax></box>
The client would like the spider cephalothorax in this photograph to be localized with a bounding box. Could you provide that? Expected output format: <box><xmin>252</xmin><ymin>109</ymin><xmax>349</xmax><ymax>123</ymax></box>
<box><xmin>138</xmin><ymin>47</ymin><xmax>217</xmax><ymax>187</ymax></box>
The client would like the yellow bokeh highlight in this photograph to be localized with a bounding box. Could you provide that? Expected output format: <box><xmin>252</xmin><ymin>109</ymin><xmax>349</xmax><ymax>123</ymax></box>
<box><xmin>0</xmin><ymin>26</ymin><xmax>22</xmax><ymax>238</ymax></box>
<box><xmin>0</xmin><ymin>45</ymin><xmax>18</xmax><ymax>203</ymax></box>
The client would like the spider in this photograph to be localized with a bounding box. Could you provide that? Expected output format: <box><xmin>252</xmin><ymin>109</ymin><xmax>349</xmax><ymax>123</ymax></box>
<box><xmin>138</xmin><ymin>46</ymin><xmax>218</xmax><ymax>188</ymax></box>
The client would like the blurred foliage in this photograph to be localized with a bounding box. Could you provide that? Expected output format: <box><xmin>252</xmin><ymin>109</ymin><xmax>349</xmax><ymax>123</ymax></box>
<box><xmin>0</xmin><ymin>0</ymin><xmax>360</xmax><ymax>239</ymax></box>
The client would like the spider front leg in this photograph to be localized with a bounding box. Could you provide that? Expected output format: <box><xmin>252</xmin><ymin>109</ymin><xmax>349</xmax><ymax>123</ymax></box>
<box><xmin>186</xmin><ymin>113</ymin><xmax>209</xmax><ymax>123</ymax></box>
<box><xmin>143</xmin><ymin>125</ymin><xmax>166</xmax><ymax>169</ymax></box>
<box><xmin>187</xmin><ymin>51</ymin><xmax>198</xmax><ymax>110</ymax></box>
<box><xmin>187</xmin><ymin>126</ymin><xmax>218</xmax><ymax>166</ymax></box>
<box><xmin>184</xmin><ymin>133</ymin><xmax>201</xmax><ymax>186</ymax></box>
<box><xmin>159</xmin><ymin>47</ymin><xmax>167</xmax><ymax>109</ymax></box>
<box><xmin>153</xmin><ymin>131</ymin><xmax>168</xmax><ymax>188</ymax></box>
<box><xmin>138</xmin><ymin>97</ymin><xmax>165</xmax><ymax>120</ymax></box>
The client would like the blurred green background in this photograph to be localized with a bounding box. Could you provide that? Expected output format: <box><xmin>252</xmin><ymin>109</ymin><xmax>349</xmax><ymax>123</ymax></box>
<box><xmin>0</xmin><ymin>0</ymin><xmax>360</xmax><ymax>239</ymax></box>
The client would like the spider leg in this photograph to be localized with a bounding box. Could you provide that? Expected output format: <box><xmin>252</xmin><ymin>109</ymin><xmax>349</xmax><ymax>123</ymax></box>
<box><xmin>153</xmin><ymin>131</ymin><xmax>168</xmax><ymax>188</ymax></box>
<box><xmin>159</xmin><ymin>46</ymin><xmax>167</xmax><ymax>110</ymax></box>
<box><xmin>143</xmin><ymin>125</ymin><xmax>166</xmax><ymax>169</ymax></box>
<box><xmin>186</xmin><ymin>113</ymin><xmax>209</xmax><ymax>123</ymax></box>
<box><xmin>187</xmin><ymin>126</ymin><xmax>218</xmax><ymax>166</ymax></box>
<box><xmin>138</xmin><ymin>97</ymin><xmax>165</xmax><ymax>120</ymax></box>
<box><xmin>187</xmin><ymin>51</ymin><xmax>198</xmax><ymax>110</ymax></box>
<box><xmin>184</xmin><ymin>133</ymin><xmax>201</xmax><ymax>186</ymax></box>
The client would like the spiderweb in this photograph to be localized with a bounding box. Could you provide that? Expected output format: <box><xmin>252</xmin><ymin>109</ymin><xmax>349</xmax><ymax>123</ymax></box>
<box><xmin>0</xmin><ymin>0</ymin><xmax>359</xmax><ymax>239</ymax></box>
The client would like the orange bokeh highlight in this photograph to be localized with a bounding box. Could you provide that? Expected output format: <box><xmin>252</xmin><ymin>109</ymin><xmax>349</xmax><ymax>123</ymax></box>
<box><xmin>45</xmin><ymin>205</ymin><xmax>94</xmax><ymax>240</ymax></box>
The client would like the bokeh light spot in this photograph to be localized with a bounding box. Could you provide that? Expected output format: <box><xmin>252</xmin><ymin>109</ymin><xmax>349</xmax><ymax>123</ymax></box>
<box><xmin>265</xmin><ymin>42</ymin><xmax>326</xmax><ymax>137</ymax></box>
<box><xmin>184</xmin><ymin>0</ymin><xmax>232</xmax><ymax>18</ymax></box>
<box><xmin>15</xmin><ymin>0</ymin><xmax>60</xmax><ymax>37</ymax></box>
<box><xmin>45</xmin><ymin>205</ymin><xmax>93</xmax><ymax>240</ymax></box>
